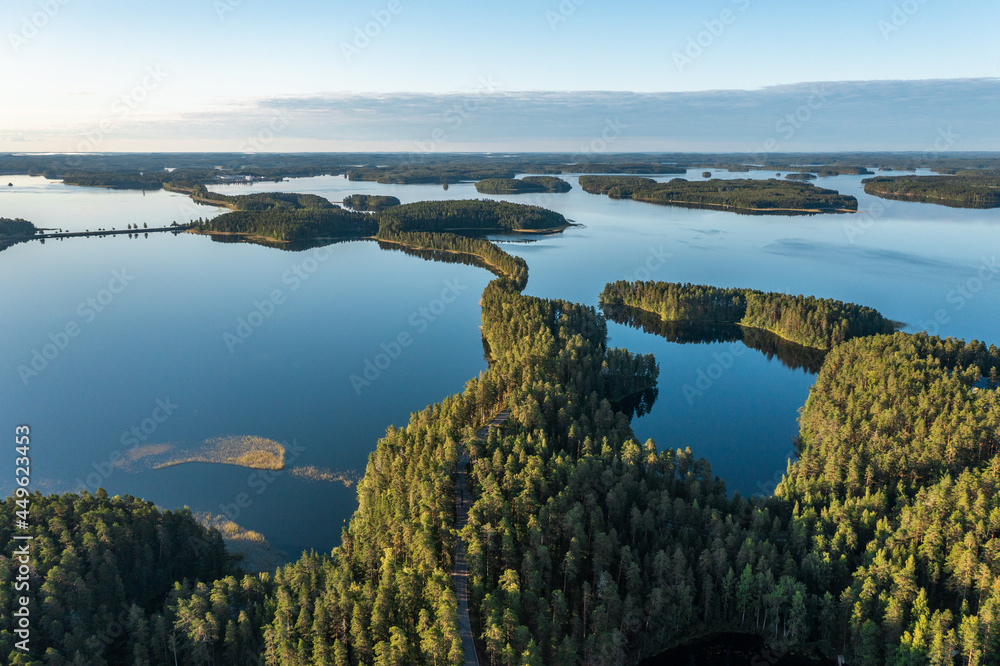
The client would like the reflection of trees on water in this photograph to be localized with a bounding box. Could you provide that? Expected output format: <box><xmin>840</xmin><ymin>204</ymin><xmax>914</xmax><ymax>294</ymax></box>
<box><xmin>613</xmin><ymin>386</ymin><xmax>659</xmax><ymax>419</ymax></box>
<box><xmin>206</xmin><ymin>233</ymin><xmax>367</xmax><ymax>252</ymax></box>
<box><xmin>603</xmin><ymin>303</ymin><xmax>826</xmax><ymax>374</ymax></box>
<box><xmin>376</xmin><ymin>241</ymin><xmax>507</xmax><ymax>279</ymax></box>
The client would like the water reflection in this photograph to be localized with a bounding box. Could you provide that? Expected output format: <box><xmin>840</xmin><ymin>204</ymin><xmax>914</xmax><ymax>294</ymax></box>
<box><xmin>613</xmin><ymin>386</ymin><xmax>659</xmax><ymax>419</ymax></box>
<box><xmin>377</xmin><ymin>239</ymin><xmax>510</xmax><ymax>279</ymax></box>
<box><xmin>602</xmin><ymin>303</ymin><xmax>825</xmax><ymax>374</ymax></box>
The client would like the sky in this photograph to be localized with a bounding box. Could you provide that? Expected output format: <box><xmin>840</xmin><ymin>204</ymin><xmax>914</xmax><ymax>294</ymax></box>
<box><xmin>1</xmin><ymin>0</ymin><xmax>998</xmax><ymax>152</ymax></box>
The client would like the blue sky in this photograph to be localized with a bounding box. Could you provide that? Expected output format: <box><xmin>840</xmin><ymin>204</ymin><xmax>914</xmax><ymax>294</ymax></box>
<box><xmin>1</xmin><ymin>0</ymin><xmax>998</xmax><ymax>151</ymax></box>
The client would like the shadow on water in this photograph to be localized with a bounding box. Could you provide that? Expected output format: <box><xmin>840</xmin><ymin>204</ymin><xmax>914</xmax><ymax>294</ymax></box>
<box><xmin>205</xmin><ymin>233</ymin><xmax>368</xmax><ymax>252</ymax></box>
<box><xmin>638</xmin><ymin>632</ymin><xmax>834</xmax><ymax>666</ymax></box>
<box><xmin>376</xmin><ymin>240</ymin><xmax>509</xmax><ymax>279</ymax></box>
<box><xmin>602</xmin><ymin>304</ymin><xmax>826</xmax><ymax>374</ymax></box>
<box><xmin>613</xmin><ymin>386</ymin><xmax>659</xmax><ymax>419</ymax></box>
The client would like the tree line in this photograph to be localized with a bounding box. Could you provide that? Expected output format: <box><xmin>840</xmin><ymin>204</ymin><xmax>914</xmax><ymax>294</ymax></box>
<box><xmin>580</xmin><ymin>176</ymin><xmax>859</xmax><ymax>213</ymax></box>
<box><xmin>474</xmin><ymin>177</ymin><xmax>571</xmax><ymax>194</ymax></box>
<box><xmin>0</xmin><ymin>217</ymin><xmax>37</xmax><ymax>238</ymax></box>
<box><xmin>862</xmin><ymin>172</ymin><xmax>1000</xmax><ymax>209</ymax></box>
<box><xmin>343</xmin><ymin>194</ymin><xmax>401</xmax><ymax>211</ymax></box>
<box><xmin>600</xmin><ymin>280</ymin><xmax>896</xmax><ymax>350</ymax></box>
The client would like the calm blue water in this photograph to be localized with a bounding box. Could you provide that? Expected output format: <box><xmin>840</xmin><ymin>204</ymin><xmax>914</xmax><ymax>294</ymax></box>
<box><xmin>2</xmin><ymin>170</ymin><xmax>997</xmax><ymax>555</ymax></box>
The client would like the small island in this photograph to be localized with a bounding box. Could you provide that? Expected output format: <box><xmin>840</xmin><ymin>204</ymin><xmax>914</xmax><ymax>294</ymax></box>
<box><xmin>862</xmin><ymin>171</ymin><xmax>1000</xmax><ymax>208</ymax></box>
<box><xmin>117</xmin><ymin>435</ymin><xmax>286</xmax><ymax>471</ymax></box>
<box><xmin>807</xmin><ymin>166</ymin><xmax>873</xmax><ymax>176</ymax></box>
<box><xmin>580</xmin><ymin>176</ymin><xmax>858</xmax><ymax>214</ymax></box>
<box><xmin>785</xmin><ymin>172</ymin><xmax>817</xmax><ymax>180</ymax></box>
<box><xmin>0</xmin><ymin>216</ymin><xmax>39</xmax><ymax>250</ymax></box>
<box><xmin>600</xmin><ymin>280</ymin><xmax>896</xmax><ymax>350</ymax></box>
<box><xmin>474</xmin><ymin>176</ymin><xmax>571</xmax><ymax>194</ymax></box>
<box><xmin>342</xmin><ymin>194</ymin><xmax>401</xmax><ymax>211</ymax></box>
<box><xmin>1</xmin><ymin>216</ymin><xmax>38</xmax><ymax>239</ymax></box>
<box><xmin>375</xmin><ymin>198</ymin><xmax>570</xmax><ymax>234</ymax></box>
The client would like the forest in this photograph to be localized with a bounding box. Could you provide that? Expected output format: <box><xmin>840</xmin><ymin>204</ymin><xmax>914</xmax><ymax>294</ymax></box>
<box><xmin>602</xmin><ymin>303</ymin><xmax>827</xmax><ymax>373</ymax></box>
<box><xmin>187</xmin><ymin>188</ymin><xmax>569</xmax><ymax>245</ymax></box>
<box><xmin>862</xmin><ymin>172</ymin><xmax>1000</xmax><ymax>208</ymax></box>
<box><xmin>474</xmin><ymin>177</ymin><xmax>571</xmax><ymax>194</ymax></box>
<box><xmin>600</xmin><ymin>280</ymin><xmax>896</xmax><ymax>350</ymax></box>
<box><xmin>375</xmin><ymin>199</ymin><xmax>568</xmax><ymax>234</ymax></box>
<box><xmin>343</xmin><ymin>194</ymin><xmax>401</xmax><ymax>211</ymax></box>
<box><xmin>190</xmin><ymin>189</ymin><xmax>377</xmax><ymax>242</ymax></box>
<box><xmin>580</xmin><ymin>177</ymin><xmax>859</xmax><ymax>214</ymax></box>
<box><xmin>785</xmin><ymin>173</ymin><xmax>817</xmax><ymax>180</ymax></box>
<box><xmin>5</xmin><ymin>176</ymin><xmax>1000</xmax><ymax>663</ymax></box>
<box><xmin>0</xmin><ymin>217</ymin><xmax>37</xmax><ymax>239</ymax></box>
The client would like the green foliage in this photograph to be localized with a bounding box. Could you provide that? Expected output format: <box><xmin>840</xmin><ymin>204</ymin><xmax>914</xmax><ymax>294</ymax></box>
<box><xmin>0</xmin><ymin>491</ymin><xmax>233</xmax><ymax>664</ymax></box>
<box><xmin>474</xmin><ymin>176</ymin><xmax>571</xmax><ymax>194</ymax></box>
<box><xmin>377</xmin><ymin>230</ymin><xmax>528</xmax><ymax>290</ymax></box>
<box><xmin>775</xmin><ymin>332</ymin><xmax>1000</xmax><ymax>664</ymax></box>
<box><xmin>785</xmin><ymin>173</ymin><xmax>817</xmax><ymax>180</ymax></box>
<box><xmin>580</xmin><ymin>176</ymin><xmax>859</xmax><ymax>213</ymax></box>
<box><xmin>376</xmin><ymin>199</ymin><xmax>568</xmax><ymax>234</ymax></box>
<box><xmin>0</xmin><ymin>217</ymin><xmax>37</xmax><ymax>238</ymax></box>
<box><xmin>191</xmin><ymin>190</ymin><xmax>377</xmax><ymax>241</ymax></box>
<box><xmin>343</xmin><ymin>194</ymin><xmax>401</xmax><ymax>211</ymax></box>
<box><xmin>347</xmin><ymin>165</ymin><xmax>517</xmax><ymax>185</ymax></box>
<box><xmin>863</xmin><ymin>172</ymin><xmax>1000</xmax><ymax>208</ymax></box>
<box><xmin>600</xmin><ymin>281</ymin><xmax>895</xmax><ymax>350</ymax></box>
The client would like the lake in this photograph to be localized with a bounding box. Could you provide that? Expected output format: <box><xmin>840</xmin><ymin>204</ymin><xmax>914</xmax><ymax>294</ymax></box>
<box><xmin>2</xmin><ymin>170</ymin><xmax>997</xmax><ymax>557</ymax></box>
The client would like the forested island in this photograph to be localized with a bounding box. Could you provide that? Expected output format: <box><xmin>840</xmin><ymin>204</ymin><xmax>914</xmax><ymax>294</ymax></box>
<box><xmin>785</xmin><ymin>172</ymin><xmax>817</xmax><ymax>180</ymax></box>
<box><xmin>0</xmin><ymin>217</ymin><xmax>39</xmax><ymax>251</ymax></box>
<box><xmin>600</xmin><ymin>280</ymin><xmax>896</xmax><ymax>349</ymax></box>
<box><xmin>474</xmin><ymin>176</ymin><xmax>571</xmax><ymax>194</ymax></box>
<box><xmin>376</xmin><ymin>198</ymin><xmax>569</xmax><ymax>234</ymax></box>
<box><xmin>188</xmin><ymin>189</ymin><xmax>377</xmax><ymax>242</ymax></box>
<box><xmin>187</xmin><ymin>189</ymin><xmax>569</xmax><ymax>246</ymax></box>
<box><xmin>862</xmin><ymin>171</ymin><xmax>1000</xmax><ymax>208</ymax></box>
<box><xmin>801</xmin><ymin>166</ymin><xmax>873</xmax><ymax>176</ymax></box>
<box><xmin>0</xmin><ymin>217</ymin><xmax>37</xmax><ymax>240</ymax></box>
<box><xmin>602</xmin><ymin>305</ymin><xmax>828</xmax><ymax>373</ymax></box>
<box><xmin>580</xmin><ymin>176</ymin><xmax>859</xmax><ymax>214</ymax></box>
<box><xmin>343</xmin><ymin>194</ymin><xmax>401</xmax><ymax>211</ymax></box>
